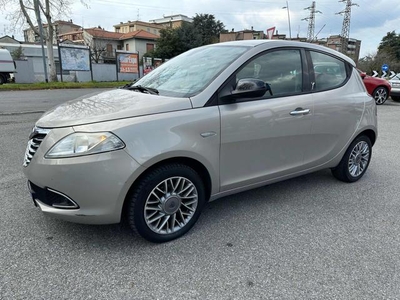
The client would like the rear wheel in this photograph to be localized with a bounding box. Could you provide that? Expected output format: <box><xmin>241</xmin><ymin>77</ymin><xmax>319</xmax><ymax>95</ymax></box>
<box><xmin>372</xmin><ymin>86</ymin><xmax>388</xmax><ymax>105</ymax></box>
<box><xmin>127</xmin><ymin>163</ymin><xmax>206</xmax><ymax>243</ymax></box>
<box><xmin>331</xmin><ymin>135</ymin><xmax>372</xmax><ymax>182</ymax></box>
<box><xmin>391</xmin><ymin>95</ymin><xmax>400</xmax><ymax>102</ymax></box>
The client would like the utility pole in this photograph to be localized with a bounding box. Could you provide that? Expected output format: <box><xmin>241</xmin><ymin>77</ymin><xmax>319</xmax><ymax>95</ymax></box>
<box><xmin>282</xmin><ymin>1</ymin><xmax>292</xmax><ymax>40</ymax></box>
<box><xmin>336</xmin><ymin>0</ymin><xmax>359</xmax><ymax>55</ymax></box>
<box><xmin>302</xmin><ymin>1</ymin><xmax>322</xmax><ymax>42</ymax></box>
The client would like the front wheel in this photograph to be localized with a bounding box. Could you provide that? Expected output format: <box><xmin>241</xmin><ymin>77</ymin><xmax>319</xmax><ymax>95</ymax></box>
<box><xmin>331</xmin><ymin>135</ymin><xmax>372</xmax><ymax>182</ymax></box>
<box><xmin>391</xmin><ymin>95</ymin><xmax>400</xmax><ymax>102</ymax></box>
<box><xmin>373</xmin><ymin>86</ymin><xmax>388</xmax><ymax>105</ymax></box>
<box><xmin>127</xmin><ymin>163</ymin><xmax>206</xmax><ymax>243</ymax></box>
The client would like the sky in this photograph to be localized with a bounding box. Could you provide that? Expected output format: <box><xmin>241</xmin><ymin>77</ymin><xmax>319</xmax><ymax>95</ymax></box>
<box><xmin>1</xmin><ymin>0</ymin><xmax>399</xmax><ymax>58</ymax></box>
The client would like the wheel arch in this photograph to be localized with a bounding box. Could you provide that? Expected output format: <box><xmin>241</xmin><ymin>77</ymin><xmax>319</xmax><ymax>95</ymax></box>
<box><xmin>358</xmin><ymin>129</ymin><xmax>376</xmax><ymax>146</ymax></box>
<box><xmin>121</xmin><ymin>156</ymin><xmax>213</xmax><ymax>220</ymax></box>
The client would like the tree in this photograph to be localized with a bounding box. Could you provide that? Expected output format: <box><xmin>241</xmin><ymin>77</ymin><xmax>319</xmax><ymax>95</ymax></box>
<box><xmin>149</xmin><ymin>14</ymin><xmax>226</xmax><ymax>59</ymax></box>
<box><xmin>192</xmin><ymin>14</ymin><xmax>226</xmax><ymax>45</ymax></box>
<box><xmin>150</xmin><ymin>23</ymin><xmax>202</xmax><ymax>59</ymax></box>
<box><xmin>378</xmin><ymin>31</ymin><xmax>400</xmax><ymax>60</ymax></box>
<box><xmin>0</xmin><ymin>0</ymin><xmax>85</xmax><ymax>82</ymax></box>
<box><xmin>11</xmin><ymin>46</ymin><xmax>25</xmax><ymax>60</ymax></box>
<box><xmin>82</xmin><ymin>29</ymin><xmax>110</xmax><ymax>64</ymax></box>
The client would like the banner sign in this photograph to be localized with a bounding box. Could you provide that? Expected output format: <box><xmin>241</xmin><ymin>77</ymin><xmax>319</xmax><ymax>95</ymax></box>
<box><xmin>59</xmin><ymin>46</ymin><xmax>90</xmax><ymax>71</ymax></box>
<box><xmin>118</xmin><ymin>53</ymin><xmax>139</xmax><ymax>74</ymax></box>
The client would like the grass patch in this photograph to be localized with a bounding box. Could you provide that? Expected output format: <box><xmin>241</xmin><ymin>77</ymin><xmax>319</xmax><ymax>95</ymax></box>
<box><xmin>0</xmin><ymin>81</ymin><xmax>132</xmax><ymax>91</ymax></box>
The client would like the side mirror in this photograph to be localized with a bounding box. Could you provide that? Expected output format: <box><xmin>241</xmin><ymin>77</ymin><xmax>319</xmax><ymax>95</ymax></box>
<box><xmin>360</xmin><ymin>72</ymin><xmax>366</xmax><ymax>79</ymax></box>
<box><xmin>220</xmin><ymin>78</ymin><xmax>272</xmax><ymax>102</ymax></box>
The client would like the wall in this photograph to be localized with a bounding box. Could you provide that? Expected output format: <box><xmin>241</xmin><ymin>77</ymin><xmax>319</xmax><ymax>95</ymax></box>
<box><xmin>14</xmin><ymin>59</ymin><xmax>35</xmax><ymax>83</ymax></box>
<box><xmin>1</xmin><ymin>42</ymin><xmax>143</xmax><ymax>83</ymax></box>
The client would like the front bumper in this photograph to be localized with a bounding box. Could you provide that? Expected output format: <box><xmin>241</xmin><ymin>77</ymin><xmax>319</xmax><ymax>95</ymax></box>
<box><xmin>390</xmin><ymin>87</ymin><xmax>400</xmax><ymax>97</ymax></box>
<box><xmin>23</xmin><ymin>127</ymin><xmax>145</xmax><ymax>224</ymax></box>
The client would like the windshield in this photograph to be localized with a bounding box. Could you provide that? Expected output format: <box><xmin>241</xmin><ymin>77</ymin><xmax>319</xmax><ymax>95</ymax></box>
<box><xmin>132</xmin><ymin>45</ymin><xmax>250</xmax><ymax>97</ymax></box>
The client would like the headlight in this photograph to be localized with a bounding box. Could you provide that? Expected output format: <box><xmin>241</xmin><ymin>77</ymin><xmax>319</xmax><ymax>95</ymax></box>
<box><xmin>45</xmin><ymin>132</ymin><xmax>125</xmax><ymax>158</ymax></box>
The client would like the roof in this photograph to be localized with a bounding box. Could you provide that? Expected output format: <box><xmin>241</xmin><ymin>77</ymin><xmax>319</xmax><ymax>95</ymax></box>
<box><xmin>120</xmin><ymin>30</ymin><xmax>159</xmax><ymax>40</ymax></box>
<box><xmin>213</xmin><ymin>40</ymin><xmax>356</xmax><ymax>66</ymax></box>
<box><xmin>149</xmin><ymin>14</ymin><xmax>193</xmax><ymax>24</ymax></box>
<box><xmin>84</xmin><ymin>28</ymin><xmax>123</xmax><ymax>39</ymax></box>
<box><xmin>114</xmin><ymin>20</ymin><xmax>164</xmax><ymax>29</ymax></box>
<box><xmin>60</xmin><ymin>28</ymin><xmax>159</xmax><ymax>41</ymax></box>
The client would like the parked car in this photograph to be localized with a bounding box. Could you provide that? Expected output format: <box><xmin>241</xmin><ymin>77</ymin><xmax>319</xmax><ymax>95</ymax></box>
<box><xmin>389</xmin><ymin>73</ymin><xmax>400</xmax><ymax>102</ymax></box>
<box><xmin>0</xmin><ymin>48</ymin><xmax>16</xmax><ymax>84</ymax></box>
<box><xmin>358</xmin><ymin>69</ymin><xmax>391</xmax><ymax>105</ymax></box>
<box><xmin>23</xmin><ymin>40</ymin><xmax>377</xmax><ymax>243</ymax></box>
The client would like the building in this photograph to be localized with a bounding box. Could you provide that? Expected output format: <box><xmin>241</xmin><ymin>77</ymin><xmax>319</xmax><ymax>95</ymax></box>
<box><xmin>58</xmin><ymin>27</ymin><xmax>159</xmax><ymax>63</ymax></box>
<box><xmin>220</xmin><ymin>29</ymin><xmax>265</xmax><ymax>42</ymax></box>
<box><xmin>149</xmin><ymin>14</ymin><xmax>193</xmax><ymax>29</ymax></box>
<box><xmin>0</xmin><ymin>35</ymin><xmax>21</xmax><ymax>44</ymax></box>
<box><xmin>219</xmin><ymin>28</ymin><xmax>361</xmax><ymax>62</ymax></box>
<box><xmin>113</xmin><ymin>20</ymin><xmax>164</xmax><ymax>36</ymax></box>
<box><xmin>325</xmin><ymin>35</ymin><xmax>361</xmax><ymax>61</ymax></box>
<box><xmin>23</xmin><ymin>20</ymin><xmax>81</xmax><ymax>44</ymax></box>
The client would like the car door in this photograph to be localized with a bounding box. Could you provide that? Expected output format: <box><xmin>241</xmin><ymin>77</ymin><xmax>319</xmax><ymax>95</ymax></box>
<box><xmin>302</xmin><ymin>50</ymin><xmax>365</xmax><ymax>168</ymax></box>
<box><xmin>218</xmin><ymin>48</ymin><xmax>314</xmax><ymax>192</ymax></box>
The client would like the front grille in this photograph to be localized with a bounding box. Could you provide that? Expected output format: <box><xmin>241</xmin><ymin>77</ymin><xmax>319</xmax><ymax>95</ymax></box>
<box><xmin>23</xmin><ymin>127</ymin><xmax>50</xmax><ymax>167</ymax></box>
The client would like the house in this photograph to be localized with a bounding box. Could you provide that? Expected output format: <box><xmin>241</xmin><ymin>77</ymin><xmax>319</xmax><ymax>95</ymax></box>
<box><xmin>23</xmin><ymin>20</ymin><xmax>81</xmax><ymax>44</ymax></box>
<box><xmin>325</xmin><ymin>35</ymin><xmax>361</xmax><ymax>61</ymax></box>
<box><xmin>114</xmin><ymin>21</ymin><xmax>164</xmax><ymax>36</ymax></box>
<box><xmin>220</xmin><ymin>28</ymin><xmax>265</xmax><ymax>42</ymax></box>
<box><xmin>0</xmin><ymin>35</ymin><xmax>21</xmax><ymax>44</ymax></box>
<box><xmin>58</xmin><ymin>27</ymin><xmax>159</xmax><ymax>63</ymax></box>
<box><xmin>149</xmin><ymin>14</ymin><xmax>193</xmax><ymax>29</ymax></box>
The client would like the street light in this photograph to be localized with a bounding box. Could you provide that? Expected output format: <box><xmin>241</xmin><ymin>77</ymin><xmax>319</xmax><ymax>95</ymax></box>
<box><xmin>282</xmin><ymin>1</ymin><xmax>292</xmax><ymax>40</ymax></box>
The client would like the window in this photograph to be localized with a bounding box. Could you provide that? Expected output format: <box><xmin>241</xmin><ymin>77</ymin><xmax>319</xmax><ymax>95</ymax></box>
<box><xmin>106</xmin><ymin>44</ymin><xmax>113</xmax><ymax>54</ymax></box>
<box><xmin>236</xmin><ymin>49</ymin><xmax>303</xmax><ymax>97</ymax></box>
<box><xmin>126</xmin><ymin>44</ymin><xmax>129</xmax><ymax>51</ymax></box>
<box><xmin>310</xmin><ymin>51</ymin><xmax>347</xmax><ymax>91</ymax></box>
<box><xmin>117</xmin><ymin>45</ymin><xmax>122</xmax><ymax>50</ymax></box>
<box><xmin>146</xmin><ymin>43</ymin><xmax>155</xmax><ymax>52</ymax></box>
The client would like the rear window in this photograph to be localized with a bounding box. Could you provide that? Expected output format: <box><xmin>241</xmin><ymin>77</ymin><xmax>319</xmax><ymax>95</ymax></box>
<box><xmin>310</xmin><ymin>51</ymin><xmax>347</xmax><ymax>91</ymax></box>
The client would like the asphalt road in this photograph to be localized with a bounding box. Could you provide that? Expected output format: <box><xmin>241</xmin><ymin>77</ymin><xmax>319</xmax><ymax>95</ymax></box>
<box><xmin>1</xmin><ymin>89</ymin><xmax>400</xmax><ymax>299</ymax></box>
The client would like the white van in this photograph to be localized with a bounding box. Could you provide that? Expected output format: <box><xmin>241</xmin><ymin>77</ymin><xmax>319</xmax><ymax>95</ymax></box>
<box><xmin>0</xmin><ymin>49</ymin><xmax>16</xmax><ymax>84</ymax></box>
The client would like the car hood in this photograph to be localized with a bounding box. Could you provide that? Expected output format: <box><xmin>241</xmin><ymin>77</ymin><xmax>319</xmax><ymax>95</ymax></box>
<box><xmin>36</xmin><ymin>89</ymin><xmax>193</xmax><ymax>128</ymax></box>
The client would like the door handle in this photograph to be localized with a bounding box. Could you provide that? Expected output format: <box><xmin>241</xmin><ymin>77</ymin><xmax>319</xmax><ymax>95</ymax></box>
<box><xmin>290</xmin><ymin>108</ymin><xmax>310</xmax><ymax>116</ymax></box>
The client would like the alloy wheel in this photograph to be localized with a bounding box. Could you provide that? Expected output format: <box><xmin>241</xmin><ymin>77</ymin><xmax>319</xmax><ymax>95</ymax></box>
<box><xmin>348</xmin><ymin>141</ymin><xmax>370</xmax><ymax>177</ymax></box>
<box><xmin>144</xmin><ymin>176</ymin><xmax>198</xmax><ymax>234</ymax></box>
<box><xmin>374</xmin><ymin>88</ymin><xmax>387</xmax><ymax>104</ymax></box>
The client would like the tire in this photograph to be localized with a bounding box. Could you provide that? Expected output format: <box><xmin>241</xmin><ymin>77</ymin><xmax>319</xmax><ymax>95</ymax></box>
<box><xmin>128</xmin><ymin>163</ymin><xmax>206</xmax><ymax>243</ymax></box>
<box><xmin>372</xmin><ymin>86</ymin><xmax>388</xmax><ymax>105</ymax></box>
<box><xmin>391</xmin><ymin>95</ymin><xmax>400</xmax><ymax>102</ymax></box>
<box><xmin>331</xmin><ymin>135</ymin><xmax>372</xmax><ymax>183</ymax></box>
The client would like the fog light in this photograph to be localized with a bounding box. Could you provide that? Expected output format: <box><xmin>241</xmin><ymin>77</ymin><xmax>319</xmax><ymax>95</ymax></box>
<box><xmin>47</xmin><ymin>188</ymin><xmax>79</xmax><ymax>209</ymax></box>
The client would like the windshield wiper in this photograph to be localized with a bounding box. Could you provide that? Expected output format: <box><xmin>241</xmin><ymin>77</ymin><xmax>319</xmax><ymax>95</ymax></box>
<box><xmin>127</xmin><ymin>85</ymin><xmax>159</xmax><ymax>95</ymax></box>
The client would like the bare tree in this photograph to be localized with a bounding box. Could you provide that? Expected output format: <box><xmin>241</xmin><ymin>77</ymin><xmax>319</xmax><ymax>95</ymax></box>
<box><xmin>0</xmin><ymin>0</ymin><xmax>85</xmax><ymax>82</ymax></box>
<box><xmin>83</xmin><ymin>30</ymin><xmax>110</xmax><ymax>63</ymax></box>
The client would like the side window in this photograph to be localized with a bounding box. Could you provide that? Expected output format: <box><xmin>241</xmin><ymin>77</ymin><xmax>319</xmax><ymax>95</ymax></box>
<box><xmin>236</xmin><ymin>49</ymin><xmax>303</xmax><ymax>97</ymax></box>
<box><xmin>310</xmin><ymin>51</ymin><xmax>347</xmax><ymax>91</ymax></box>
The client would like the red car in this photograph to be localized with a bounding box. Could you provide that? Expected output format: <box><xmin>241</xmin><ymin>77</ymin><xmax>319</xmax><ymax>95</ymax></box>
<box><xmin>358</xmin><ymin>70</ymin><xmax>391</xmax><ymax>105</ymax></box>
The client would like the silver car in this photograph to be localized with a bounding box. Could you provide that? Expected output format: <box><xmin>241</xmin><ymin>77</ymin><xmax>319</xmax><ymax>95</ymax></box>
<box><xmin>23</xmin><ymin>40</ymin><xmax>377</xmax><ymax>243</ymax></box>
<box><xmin>389</xmin><ymin>73</ymin><xmax>400</xmax><ymax>102</ymax></box>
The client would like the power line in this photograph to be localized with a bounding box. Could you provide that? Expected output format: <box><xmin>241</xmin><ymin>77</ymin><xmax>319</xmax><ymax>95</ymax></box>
<box><xmin>336</xmin><ymin>0</ymin><xmax>359</xmax><ymax>54</ymax></box>
<box><xmin>302</xmin><ymin>1</ymin><xmax>322</xmax><ymax>42</ymax></box>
